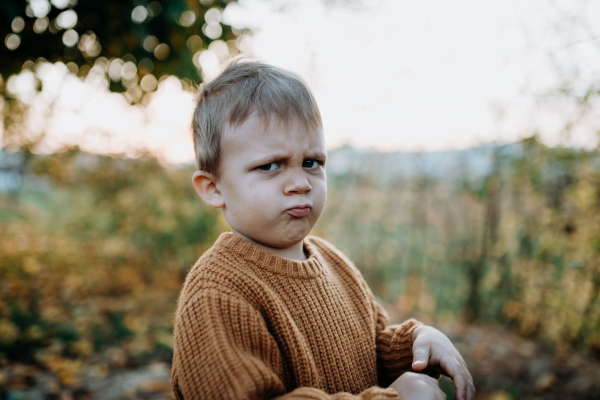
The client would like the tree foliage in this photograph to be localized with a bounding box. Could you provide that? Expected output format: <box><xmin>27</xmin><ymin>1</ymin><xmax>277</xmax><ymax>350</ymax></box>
<box><xmin>318</xmin><ymin>137</ymin><xmax>600</xmax><ymax>355</ymax></box>
<box><xmin>1</xmin><ymin>0</ymin><xmax>242</xmax><ymax>92</ymax></box>
<box><xmin>0</xmin><ymin>148</ymin><xmax>224</xmax><ymax>370</ymax></box>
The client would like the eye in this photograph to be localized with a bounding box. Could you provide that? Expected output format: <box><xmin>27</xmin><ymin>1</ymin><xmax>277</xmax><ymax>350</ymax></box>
<box><xmin>302</xmin><ymin>159</ymin><xmax>320</xmax><ymax>169</ymax></box>
<box><xmin>257</xmin><ymin>162</ymin><xmax>279</xmax><ymax>172</ymax></box>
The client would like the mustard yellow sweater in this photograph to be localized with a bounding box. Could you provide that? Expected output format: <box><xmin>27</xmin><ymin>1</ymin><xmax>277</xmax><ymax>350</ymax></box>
<box><xmin>171</xmin><ymin>233</ymin><xmax>422</xmax><ymax>399</ymax></box>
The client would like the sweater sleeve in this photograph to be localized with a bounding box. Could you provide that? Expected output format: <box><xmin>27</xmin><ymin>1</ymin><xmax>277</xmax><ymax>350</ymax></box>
<box><xmin>372</xmin><ymin>300</ymin><xmax>423</xmax><ymax>388</ymax></box>
<box><xmin>171</xmin><ymin>289</ymin><xmax>402</xmax><ymax>400</ymax></box>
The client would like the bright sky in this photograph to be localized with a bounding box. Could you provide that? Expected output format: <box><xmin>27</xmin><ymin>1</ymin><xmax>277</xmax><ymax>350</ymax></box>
<box><xmin>3</xmin><ymin>0</ymin><xmax>600</xmax><ymax>163</ymax></box>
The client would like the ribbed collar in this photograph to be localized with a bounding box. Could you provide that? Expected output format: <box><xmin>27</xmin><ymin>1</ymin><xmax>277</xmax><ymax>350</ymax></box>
<box><xmin>214</xmin><ymin>232</ymin><xmax>325</xmax><ymax>278</ymax></box>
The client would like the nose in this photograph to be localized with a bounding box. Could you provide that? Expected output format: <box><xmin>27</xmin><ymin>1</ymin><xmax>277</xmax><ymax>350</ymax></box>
<box><xmin>284</xmin><ymin>169</ymin><xmax>312</xmax><ymax>195</ymax></box>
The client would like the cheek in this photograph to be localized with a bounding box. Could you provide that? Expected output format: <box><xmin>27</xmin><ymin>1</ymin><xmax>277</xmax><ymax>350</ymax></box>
<box><xmin>227</xmin><ymin>181</ymin><xmax>277</xmax><ymax>215</ymax></box>
<box><xmin>312</xmin><ymin>179</ymin><xmax>327</xmax><ymax>212</ymax></box>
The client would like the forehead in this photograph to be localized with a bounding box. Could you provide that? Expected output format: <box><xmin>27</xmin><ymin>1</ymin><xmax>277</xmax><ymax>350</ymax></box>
<box><xmin>222</xmin><ymin>114</ymin><xmax>324</xmax><ymax>157</ymax></box>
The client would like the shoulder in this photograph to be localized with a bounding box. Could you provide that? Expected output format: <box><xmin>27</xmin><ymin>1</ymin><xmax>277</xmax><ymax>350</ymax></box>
<box><xmin>305</xmin><ymin>235</ymin><xmax>344</xmax><ymax>257</ymax></box>
<box><xmin>305</xmin><ymin>235</ymin><xmax>376</xmax><ymax>310</ymax></box>
<box><xmin>305</xmin><ymin>235</ymin><xmax>364</xmax><ymax>279</ymax></box>
<box><xmin>177</xmin><ymin>239</ymin><xmax>258</xmax><ymax>312</ymax></box>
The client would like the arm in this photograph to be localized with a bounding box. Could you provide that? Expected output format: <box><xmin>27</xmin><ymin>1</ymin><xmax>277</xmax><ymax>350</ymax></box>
<box><xmin>171</xmin><ymin>289</ymin><xmax>402</xmax><ymax>400</ymax></box>
<box><xmin>369</xmin><ymin>292</ymin><xmax>475</xmax><ymax>400</ymax></box>
<box><xmin>372</xmin><ymin>300</ymin><xmax>423</xmax><ymax>388</ymax></box>
<box><xmin>281</xmin><ymin>374</ymin><xmax>445</xmax><ymax>400</ymax></box>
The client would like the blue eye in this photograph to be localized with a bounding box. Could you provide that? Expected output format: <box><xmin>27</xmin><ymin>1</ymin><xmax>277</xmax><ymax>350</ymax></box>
<box><xmin>303</xmin><ymin>159</ymin><xmax>319</xmax><ymax>169</ymax></box>
<box><xmin>258</xmin><ymin>162</ymin><xmax>279</xmax><ymax>172</ymax></box>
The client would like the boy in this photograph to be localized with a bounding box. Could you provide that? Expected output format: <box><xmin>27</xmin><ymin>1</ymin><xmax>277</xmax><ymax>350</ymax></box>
<box><xmin>171</xmin><ymin>60</ymin><xmax>475</xmax><ymax>400</ymax></box>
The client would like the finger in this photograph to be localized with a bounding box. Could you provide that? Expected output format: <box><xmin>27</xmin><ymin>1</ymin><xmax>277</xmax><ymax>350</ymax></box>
<box><xmin>456</xmin><ymin>353</ymin><xmax>471</xmax><ymax>374</ymax></box>
<box><xmin>411</xmin><ymin>341</ymin><xmax>431</xmax><ymax>371</ymax></box>
<box><xmin>465</xmin><ymin>378</ymin><xmax>476</xmax><ymax>400</ymax></box>
<box><xmin>453</xmin><ymin>364</ymin><xmax>475</xmax><ymax>400</ymax></box>
<box><xmin>453</xmin><ymin>354</ymin><xmax>475</xmax><ymax>400</ymax></box>
<box><xmin>462</xmin><ymin>369</ymin><xmax>475</xmax><ymax>400</ymax></box>
<box><xmin>440</xmin><ymin>357</ymin><xmax>468</xmax><ymax>400</ymax></box>
<box><xmin>453</xmin><ymin>375</ymin><xmax>467</xmax><ymax>400</ymax></box>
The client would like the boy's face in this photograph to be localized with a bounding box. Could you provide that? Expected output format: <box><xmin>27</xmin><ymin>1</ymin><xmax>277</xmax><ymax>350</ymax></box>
<box><xmin>215</xmin><ymin>115</ymin><xmax>327</xmax><ymax>251</ymax></box>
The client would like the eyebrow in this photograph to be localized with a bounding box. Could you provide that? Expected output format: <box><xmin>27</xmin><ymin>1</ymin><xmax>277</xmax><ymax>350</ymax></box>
<box><xmin>249</xmin><ymin>150</ymin><xmax>327</xmax><ymax>167</ymax></box>
<box><xmin>249</xmin><ymin>152</ymin><xmax>291</xmax><ymax>167</ymax></box>
<box><xmin>308</xmin><ymin>151</ymin><xmax>327</xmax><ymax>162</ymax></box>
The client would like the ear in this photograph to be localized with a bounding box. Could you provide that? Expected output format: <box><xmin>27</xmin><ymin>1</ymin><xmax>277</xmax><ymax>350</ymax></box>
<box><xmin>192</xmin><ymin>170</ymin><xmax>225</xmax><ymax>208</ymax></box>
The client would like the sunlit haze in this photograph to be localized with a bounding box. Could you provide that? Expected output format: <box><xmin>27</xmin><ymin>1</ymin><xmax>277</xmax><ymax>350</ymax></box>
<box><xmin>3</xmin><ymin>0</ymin><xmax>600</xmax><ymax>164</ymax></box>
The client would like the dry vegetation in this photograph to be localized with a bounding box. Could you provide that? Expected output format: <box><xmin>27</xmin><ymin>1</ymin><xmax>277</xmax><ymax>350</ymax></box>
<box><xmin>1</xmin><ymin>138</ymin><xmax>600</xmax><ymax>398</ymax></box>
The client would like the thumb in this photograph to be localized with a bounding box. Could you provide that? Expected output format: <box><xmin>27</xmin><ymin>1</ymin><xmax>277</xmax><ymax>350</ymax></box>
<box><xmin>411</xmin><ymin>343</ymin><xmax>430</xmax><ymax>371</ymax></box>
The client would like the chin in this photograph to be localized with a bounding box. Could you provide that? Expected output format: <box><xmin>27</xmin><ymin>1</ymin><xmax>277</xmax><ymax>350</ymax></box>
<box><xmin>235</xmin><ymin>218</ymin><xmax>315</xmax><ymax>249</ymax></box>
<box><xmin>253</xmin><ymin>228</ymin><xmax>307</xmax><ymax>250</ymax></box>
<box><xmin>277</xmin><ymin>228</ymin><xmax>312</xmax><ymax>247</ymax></box>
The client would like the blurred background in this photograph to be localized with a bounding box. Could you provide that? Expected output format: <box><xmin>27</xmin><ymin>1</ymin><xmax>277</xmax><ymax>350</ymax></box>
<box><xmin>1</xmin><ymin>0</ymin><xmax>600</xmax><ymax>399</ymax></box>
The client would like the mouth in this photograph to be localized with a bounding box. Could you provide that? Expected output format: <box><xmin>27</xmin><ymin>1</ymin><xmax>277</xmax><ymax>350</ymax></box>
<box><xmin>286</xmin><ymin>204</ymin><xmax>311</xmax><ymax>218</ymax></box>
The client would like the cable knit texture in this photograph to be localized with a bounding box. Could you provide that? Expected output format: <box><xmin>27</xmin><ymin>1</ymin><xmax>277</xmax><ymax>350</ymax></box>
<box><xmin>171</xmin><ymin>233</ymin><xmax>422</xmax><ymax>399</ymax></box>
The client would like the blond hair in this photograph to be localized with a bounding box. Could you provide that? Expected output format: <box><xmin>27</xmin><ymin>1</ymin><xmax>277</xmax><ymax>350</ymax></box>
<box><xmin>192</xmin><ymin>59</ymin><xmax>323</xmax><ymax>175</ymax></box>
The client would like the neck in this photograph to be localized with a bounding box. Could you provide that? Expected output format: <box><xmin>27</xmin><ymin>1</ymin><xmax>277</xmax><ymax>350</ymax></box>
<box><xmin>230</xmin><ymin>229</ymin><xmax>307</xmax><ymax>261</ymax></box>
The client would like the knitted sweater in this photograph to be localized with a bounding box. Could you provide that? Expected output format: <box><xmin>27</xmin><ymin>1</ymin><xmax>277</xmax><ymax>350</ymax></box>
<box><xmin>171</xmin><ymin>233</ymin><xmax>422</xmax><ymax>399</ymax></box>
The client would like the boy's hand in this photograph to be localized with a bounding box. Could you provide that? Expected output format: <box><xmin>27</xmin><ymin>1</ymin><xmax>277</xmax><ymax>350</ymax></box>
<box><xmin>390</xmin><ymin>371</ymin><xmax>446</xmax><ymax>400</ymax></box>
<box><xmin>411</xmin><ymin>326</ymin><xmax>475</xmax><ymax>400</ymax></box>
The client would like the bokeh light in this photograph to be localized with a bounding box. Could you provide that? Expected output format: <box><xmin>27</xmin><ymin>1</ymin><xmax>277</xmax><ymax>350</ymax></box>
<box><xmin>33</xmin><ymin>17</ymin><xmax>49</xmax><ymax>33</ymax></box>
<box><xmin>61</xmin><ymin>29</ymin><xmax>78</xmax><ymax>47</ymax></box>
<box><xmin>192</xmin><ymin>51</ymin><xmax>202</xmax><ymax>68</ymax></box>
<box><xmin>198</xmin><ymin>50</ymin><xmax>219</xmax><ymax>80</ymax></box>
<box><xmin>143</xmin><ymin>35</ymin><xmax>159</xmax><ymax>53</ymax></box>
<box><xmin>140</xmin><ymin>74</ymin><xmax>158</xmax><ymax>92</ymax></box>
<box><xmin>208</xmin><ymin>40</ymin><xmax>229</xmax><ymax>62</ymax></box>
<box><xmin>78</xmin><ymin>32</ymin><xmax>102</xmax><ymax>58</ymax></box>
<box><xmin>179</xmin><ymin>11</ymin><xmax>196</xmax><ymax>27</ymax></box>
<box><xmin>121</xmin><ymin>62</ymin><xmax>137</xmax><ymax>81</ymax></box>
<box><xmin>48</xmin><ymin>18</ymin><xmax>59</xmax><ymax>34</ymax></box>
<box><xmin>222</xmin><ymin>3</ymin><xmax>245</xmax><ymax>30</ymax></box>
<box><xmin>131</xmin><ymin>5</ymin><xmax>148</xmax><ymax>24</ymax></box>
<box><xmin>5</xmin><ymin>34</ymin><xmax>21</xmax><ymax>51</ymax></box>
<box><xmin>11</xmin><ymin>17</ymin><xmax>25</xmax><ymax>33</ymax></box>
<box><xmin>203</xmin><ymin>22</ymin><xmax>222</xmax><ymax>40</ymax></box>
<box><xmin>6</xmin><ymin>70</ymin><xmax>37</xmax><ymax>104</ymax></box>
<box><xmin>66</xmin><ymin>61</ymin><xmax>78</xmax><ymax>75</ymax></box>
<box><xmin>56</xmin><ymin>10</ymin><xmax>78</xmax><ymax>29</ymax></box>
<box><xmin>235</xmin><ymin>35</ymin><xmax>253</xmax><ymax>54</ymax></box>
<box><xmin>153</xmin><ymin>43</ymin><xmax>170</xmax><ymax>61</ymax></box>
<box><xmin>108</xmin><ymin>59</ymin><xmax>124</xmax><ymax>82</ymax></box>
<box><xmin>50</xmin><ymin>0</ymin><xmax>69</xmax><ymax>8</ymax></box>
<box><xmin>126</xmin><ymin>85</ymin><xmax>143</xmax><ymax>103</ymax></box>
<box><xmin>29</xmin><ymin>0</ymin><xmax>51</xmax><ymax>18</ymax></box>
<box><xmin>186</xmin><ymin>35</ymin><xmax>203</xmax><ymax>52</ymax></box>
<box><xmin>147</xmin><ymin>1</ymin><xmax>162</xmax><ymax>17</ymax></box>
<box><xmin>204</xmin><ymin>7</ymin><xmax>221</xmax><ymax>23</ymax></box>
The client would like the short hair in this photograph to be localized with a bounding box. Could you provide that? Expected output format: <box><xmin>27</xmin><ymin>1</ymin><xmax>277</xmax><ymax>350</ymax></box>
<box><xmin>192</xmin><ymin>59</ymin><xmax>323</xmax><ymax>175</ymax></box>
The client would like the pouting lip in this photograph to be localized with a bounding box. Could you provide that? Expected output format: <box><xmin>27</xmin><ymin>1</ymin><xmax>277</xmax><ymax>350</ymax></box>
<box><xmin>286</xmin><ymin>203</ymin><xmax>312</xmax><ymax>211</ymax></box>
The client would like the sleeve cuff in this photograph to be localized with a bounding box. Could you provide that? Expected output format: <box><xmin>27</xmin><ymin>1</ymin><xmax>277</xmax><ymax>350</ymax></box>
<box><xmin>377</xmin><ymin>319</ymin><xmax>424</xmax><ymax>387</ymax></box>
<box><xmin>390</xmin><ymin>319</ymin><xmax>423</xmax><ymax>369</ymax></box>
